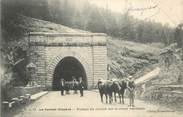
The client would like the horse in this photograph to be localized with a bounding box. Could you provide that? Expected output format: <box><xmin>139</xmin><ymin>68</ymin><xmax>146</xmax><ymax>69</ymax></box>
<box><xmin>98</xmin><ymin>79</ymin><xmax>114</xmax><ymax>103</ymax></box>
<box><xmin>112</xmin><ymin>79</ymin><xmax>121</xmax><ymax>103</ymax></box>
<box><xmin>118</xmin><ymin>79</ymin><xmax>127</xmax><ymax>104</ymax></box>
<box><xmin>111</xmin><ymin>79</ymin><xmax>127</xmax><ymax>104</ymax></box>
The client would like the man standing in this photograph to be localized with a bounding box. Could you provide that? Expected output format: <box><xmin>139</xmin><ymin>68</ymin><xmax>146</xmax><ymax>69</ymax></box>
<box><xmin>127</xmin><ymin>76</ymin><xmax>135</xmax><ymax>107</ymax></box>
<box><xmin>72</xmin><ymin>76</ymin><xmax>78</xmax><ymax>94</ymax></box>
<box><xmin>78</xmin><ymin>77</ymin><xmax>85</xmax><ymax>97</ymax></box>
<box><xmin>60</xmin><ymin>78</ymin><xmax>65</xmax><ymax>96</ymax></box>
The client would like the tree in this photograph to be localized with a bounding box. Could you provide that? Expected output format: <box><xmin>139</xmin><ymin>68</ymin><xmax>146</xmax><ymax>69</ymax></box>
<box><xmin>86</xmin><ymin>8</ymin><xmax>106</xmax><ymax>33</ymax></box>
<box><xmin>174</xmin><ymin>24</ymin><xmax>183</xmax><ymax>48</ymax></box>
<box><xmin>174</xmin><ymin>24</ymin><xmax>183</xmax><ymax>60</ymax></box>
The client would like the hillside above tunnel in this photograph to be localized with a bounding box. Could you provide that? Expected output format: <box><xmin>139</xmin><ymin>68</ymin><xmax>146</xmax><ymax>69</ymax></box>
<box><xmin>2</xmin><ymin>15</ymin><xmax>182</xmax><ymax>87</ymax></box>
<box><xmin>107</xmin><ymin>37</ymin><xmax>163</xmax><ymax>79</ymax></box>
<box><xmin>1</xmin><ymin>15</ymin><xmax>163</xmax><ymax>85</ymax></box>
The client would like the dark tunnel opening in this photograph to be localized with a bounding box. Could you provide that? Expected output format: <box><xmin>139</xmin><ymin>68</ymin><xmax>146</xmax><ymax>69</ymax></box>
<box><xmin>52</xmin><ymin>56</ymin><xmax>87</xmax><ymax>90</ymax></box>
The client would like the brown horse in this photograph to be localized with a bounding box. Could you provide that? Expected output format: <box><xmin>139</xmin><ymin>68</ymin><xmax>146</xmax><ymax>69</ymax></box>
<box><xmin>118</xmin><ymin>80</ymin><xmax>127</xmax><ymax>104</ymax></box>
<box><xmin>98</xmin><ymin>79</ymin><xmax>113</xmax><ymax>103</ymax></box>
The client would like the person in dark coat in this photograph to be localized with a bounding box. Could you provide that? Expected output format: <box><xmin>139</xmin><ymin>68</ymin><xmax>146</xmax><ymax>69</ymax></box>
<box><xmin>78</xmin><ymin>77</ymin><xmax>85</xmax><ymax>97</ymax></box>
<box><xmin>60</xmin><ymin>78</ymin><xmax>65</xmax><ymax>96</ymax></box>
<box><xmin>127</xmin><ymin>76</ymin><xmax>135</xmax><ymax>107</ymax></box>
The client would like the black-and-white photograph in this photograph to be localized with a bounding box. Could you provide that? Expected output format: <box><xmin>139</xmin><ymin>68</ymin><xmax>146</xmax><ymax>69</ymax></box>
<box><xmin>1</xmin><ymin>0</ymin><xmax>183</xmax><ymax>117</ymax></box>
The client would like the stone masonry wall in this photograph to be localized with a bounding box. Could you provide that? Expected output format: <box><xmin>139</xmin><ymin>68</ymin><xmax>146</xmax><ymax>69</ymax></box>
<box><xmin>28</xmin><ymin>33</ymin><xmax>107</xmax><ymax>89</ymax></box>
<box><xmin>93</xmin><ymin>46</ymin><xmax>107</xmax><ymax>86</ymax></box>
<box><xmin>29</xmin><ymin>45</ymin><xmax>46</xmax><ymax>86</ymax></box>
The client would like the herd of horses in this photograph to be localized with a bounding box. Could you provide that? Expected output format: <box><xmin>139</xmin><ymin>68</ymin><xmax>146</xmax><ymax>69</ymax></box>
<box><xmin>97</xmin><ymin>79</ymin><xmax>128</xmax><ymax>104</ymax></box>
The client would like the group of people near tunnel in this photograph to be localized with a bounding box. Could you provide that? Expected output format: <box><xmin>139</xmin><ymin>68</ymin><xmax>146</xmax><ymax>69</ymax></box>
<box><xmin>97</xmin><ymin>76</ymin><xmax>135</xmax><ymax>107</ymax></box>
<box><xmin>59</xmin><ymin>75</ymin><xmax>135</xmax><ymax>107</ymax></box>
<box><xmin>60</xmin><ymin>76</ymin><xmax>85</xmax><ymax>97</ymax></box>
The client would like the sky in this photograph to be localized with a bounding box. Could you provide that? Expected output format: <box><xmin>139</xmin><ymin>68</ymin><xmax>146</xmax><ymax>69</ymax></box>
<box><xmin>89</xmin><ymin>0</ymin><xmax>183</xmax><ymax>27</ymax></box>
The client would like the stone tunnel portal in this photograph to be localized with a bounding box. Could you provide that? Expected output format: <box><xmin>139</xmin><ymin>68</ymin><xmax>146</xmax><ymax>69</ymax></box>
<box><xmin>52</xmin><ymin>56</ymin><xmax>87</xmax><ymax>90</ymax></box>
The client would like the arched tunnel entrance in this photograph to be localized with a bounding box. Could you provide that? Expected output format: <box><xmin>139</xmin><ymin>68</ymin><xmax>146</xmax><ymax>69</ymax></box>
<box><xmin>52</xmin><ymin>56</ymin><xmax>87</xmax><ymax>90</ymax></box>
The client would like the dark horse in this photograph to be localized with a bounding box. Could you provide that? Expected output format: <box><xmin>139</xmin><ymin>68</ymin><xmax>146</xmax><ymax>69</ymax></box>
<box><xmin>98</xmin><ymin>79</ymin><xmax>127</xmax><ymax>104</ymax></box>
<box><xmin>113</xmin><ymin>80</ymin><xmax>127</xmax><ymax>104</ymax></box>
<box><xmin>98</xmin><ymin>79</ymin><xmax>113</xmax><ymax>103</ymax></box>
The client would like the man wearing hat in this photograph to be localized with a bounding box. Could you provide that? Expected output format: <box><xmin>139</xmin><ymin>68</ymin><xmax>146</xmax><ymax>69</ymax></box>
<box><xmin>127</xmin><ymin>76</ymin><xmax>135</xmax><ymax>107</ymax></box>
<box><xmin>78</xmin><ymin>77</ymin><xmax>85</xmax><ymax>97</ymax></box>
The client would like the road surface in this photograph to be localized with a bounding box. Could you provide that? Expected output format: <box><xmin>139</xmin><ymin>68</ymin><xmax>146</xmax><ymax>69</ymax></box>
<box><xmin>12</xmin><ymin>91</ymin><xmax>182</xmax><ymax>117</ymax></box>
